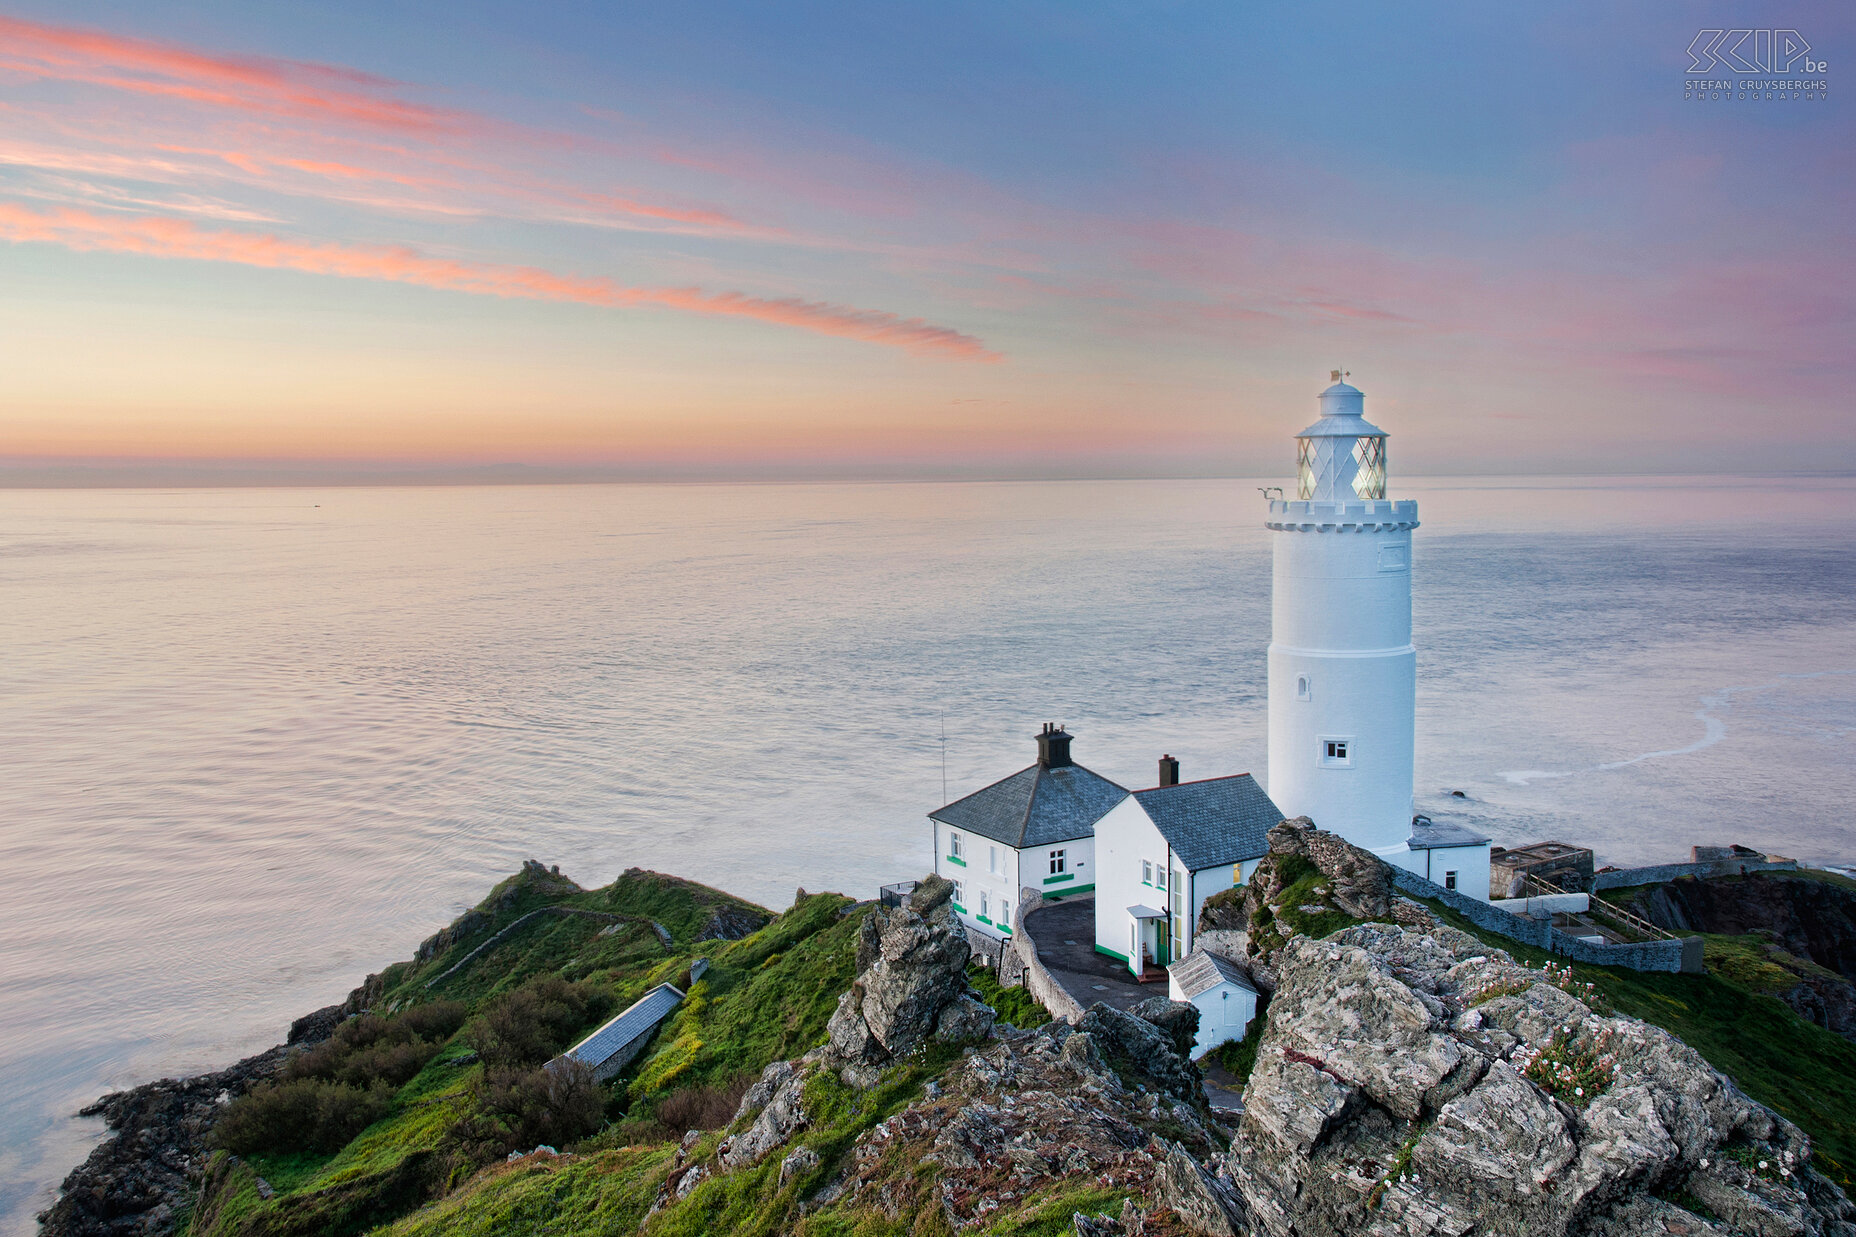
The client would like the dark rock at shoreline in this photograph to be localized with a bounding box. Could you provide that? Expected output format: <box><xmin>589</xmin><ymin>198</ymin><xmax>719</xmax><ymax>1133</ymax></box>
<box><xmin>36</xmin><ymin>1004</ymin><xmax>344</xmax><ymax>1237</ymax></box>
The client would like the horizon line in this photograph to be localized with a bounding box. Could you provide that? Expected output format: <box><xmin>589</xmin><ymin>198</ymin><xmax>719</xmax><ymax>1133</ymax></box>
<box><xmin>2</xmin><ymin>462</ymin><xmax>1854</xmax><ymax>489</ymax></box>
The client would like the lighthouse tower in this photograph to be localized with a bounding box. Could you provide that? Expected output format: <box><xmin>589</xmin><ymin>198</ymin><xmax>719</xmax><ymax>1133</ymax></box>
<box><xmin>1265</xmin><ymin>375</ymin><xmax>1420</xmax><ymax>860</ymax></box>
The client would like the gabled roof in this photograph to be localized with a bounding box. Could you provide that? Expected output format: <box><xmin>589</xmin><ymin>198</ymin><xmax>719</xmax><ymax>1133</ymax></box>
<box><xmin>563</xmin><ymin>983</ymin><xmax>683</xmax><ymax>1068</ymax></box>
<box><xmin>1131</xmin><ymin>774</ymin><xmax>1283</xmax><ymax>871</ymax></box>
<box><xmin>929</xmin><ymin>761</ymin><xmax>1127</xmax><ymax>849</ymax></box>
<box><xmin>1169</xmin><ymin>949</ymin><xmax>1257</xmax><ymax>999</ymax></box>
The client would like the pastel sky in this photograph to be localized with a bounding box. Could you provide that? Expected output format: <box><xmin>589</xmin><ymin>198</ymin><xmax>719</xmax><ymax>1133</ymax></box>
<box><xmin>0</xmin><ymin>1</ymin><xmax>1849</xmax><ymax>479</ymax></box>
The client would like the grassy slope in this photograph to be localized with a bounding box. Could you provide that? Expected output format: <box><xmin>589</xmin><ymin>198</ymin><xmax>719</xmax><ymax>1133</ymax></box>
<box><xmin>1416</xmin><ymin>894</ymin><xmax>1856</xmax><ymax>1189</ymax></box>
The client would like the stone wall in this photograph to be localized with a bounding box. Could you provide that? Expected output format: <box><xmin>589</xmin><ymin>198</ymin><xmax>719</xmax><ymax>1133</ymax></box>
<box><xmin>1005</xmin><ymin>885</ymin><xmax>1085</xmax><ymax>1024</ymax></box>
<box><xmin>1389</xmin><ymin>867</ymin><xmax>1701</xmax><ymax>973</ymax></box>
<box><xmin>1592</xmin><ymin>857</ymin><xmax>1799</xmax><ymax>891</ymax></box>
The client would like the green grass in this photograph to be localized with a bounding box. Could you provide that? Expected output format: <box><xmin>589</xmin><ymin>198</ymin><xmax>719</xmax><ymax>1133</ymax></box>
<box><xmin>966</xmin><ymin>963</ymin><xmax>1051</xmax><ymax>1029</ymax></box>
<box><xmin>372</xmin><ymin>1146</ymin><xmax>672</xmax><ymax>1237</ymax></box>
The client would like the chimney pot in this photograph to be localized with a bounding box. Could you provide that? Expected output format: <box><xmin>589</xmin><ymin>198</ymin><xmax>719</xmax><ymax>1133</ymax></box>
<box><xmin>1035</xmin><ymin>724</ymin><xmax>1073</xmax><ymax>768</ymax></box>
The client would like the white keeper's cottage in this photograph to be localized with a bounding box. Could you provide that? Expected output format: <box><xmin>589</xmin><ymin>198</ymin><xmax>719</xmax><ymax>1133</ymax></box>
<box><xmin>1092</xmin><ymin>756</ymin><xmax>1284</xmax><ymax>977</ymax></box>
<box><xmin>928</xmin><ymin>724</ymin><xmax>1125</xmax><ymax>942</ymax></box>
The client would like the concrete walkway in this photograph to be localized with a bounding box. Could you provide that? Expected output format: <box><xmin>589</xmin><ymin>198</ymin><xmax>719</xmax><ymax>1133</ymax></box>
<box><xmin>1022</xmin><ymin>896</ymin><xmax>1160</xmax><ymax>1014</ymax></box>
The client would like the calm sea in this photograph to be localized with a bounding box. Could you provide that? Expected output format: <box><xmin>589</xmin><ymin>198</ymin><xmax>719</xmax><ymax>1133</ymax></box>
<box><xmin>3</xmin><ymin>476</ymin><xmax>1854</xmax><ymax>1230</ymax></box>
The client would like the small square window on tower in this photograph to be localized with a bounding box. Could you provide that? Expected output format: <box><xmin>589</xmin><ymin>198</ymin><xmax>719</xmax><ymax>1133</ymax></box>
<box><xmin>1321</xmin><ymin>738</ymin><xmax>1352</xmax><ymax>767</ymax></box>
<box><xmin>1296</xmin><ymin>675</ymin><xmax>1312</xmax><ymax>701</ymax></box>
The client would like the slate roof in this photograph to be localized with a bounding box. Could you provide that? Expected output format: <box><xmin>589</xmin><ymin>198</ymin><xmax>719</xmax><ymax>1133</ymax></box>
<box><xmin>929</xmin><ymin>762</ymin><xmax>1128</xmax><ymax>849</ymax></box>
<box><xmin>1131</xmin><ymin>774</ymin><xmax>1283</xmax><ymax>872</ymax></box>
<box><xmin>563</xmin><ymin>983</ymin><xmax>683</xmax><ymax>1068</ymax></box>
<box><xmin>1408</xmin><ymin>819</ymin><xmax>1493</xmax><ymax>850</ymax></box>
<box><xmin>1169</xmin><ymin>949</ymin><xmax>1257</xmax><ymax>1000</ymax></box>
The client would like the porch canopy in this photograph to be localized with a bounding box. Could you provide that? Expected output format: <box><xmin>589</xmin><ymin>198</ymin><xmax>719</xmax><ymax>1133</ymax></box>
<box><xmin>1126</xmin><ymin>904</ymin><xmax>1167</xmax><ymax>919</ymax></box>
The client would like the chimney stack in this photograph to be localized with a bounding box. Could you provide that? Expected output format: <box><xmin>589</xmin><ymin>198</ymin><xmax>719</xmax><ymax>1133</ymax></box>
<box><xmin>1158</xmin><ymin>754</ymin><xmax>1180</xmax><ymax>787</ymax></box>
<box><xmin>1035</xmin><ymin>722</ymin><xmax>1074</xmax><ymax>768</ymax></box>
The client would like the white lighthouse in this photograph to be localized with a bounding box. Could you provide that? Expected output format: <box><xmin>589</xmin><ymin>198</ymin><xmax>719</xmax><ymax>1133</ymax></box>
<box><xmin>1266</xmin><ymin>375</ymin><xmax>1420</xmax><ymax>858</ymax></box>
<box><xmin>1264</xmin><ymin>375</ymin><xmax>1490</xmax><ymax>897</ymax></box>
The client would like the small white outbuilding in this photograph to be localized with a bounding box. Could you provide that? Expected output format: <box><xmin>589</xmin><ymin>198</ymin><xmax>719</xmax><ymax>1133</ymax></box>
<box><xmin>1167</xmin><ymin>949</ymin><xmax>1258</xmax><ymax>1058</ymax></box>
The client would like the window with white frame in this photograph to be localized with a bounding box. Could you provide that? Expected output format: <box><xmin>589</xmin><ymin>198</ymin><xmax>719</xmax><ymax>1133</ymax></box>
<box><xmin>1321</xmin><ymin>738</ymin><xmax>1352</xmax><ymax>767</ymax></box>
<box><xmin>1444</xmin><ymin>870</ymin><xmax>1458</xmax><ymax>891</ymax></box>
<box><xmin>989</xmin><ymin>845</ymin><xmax>999</xmax><ymax>874</ymax></box>
<box><xmin>1297</xmin><ymin>674</ymin><xmax>1312</xmax><ymax>701</ymax></box>
<box><xmin>1141</xmin><ymin>860</ymin><xmax>1153</xmax><ymax>885</ymax></box>
<box><xmin>999</xmin><ymin>900</ymin><xmax>1011</xmax><ymax>929</ymax></box>
<box><xmin>949</xmin><ymin>831</ymin><xmax>964</xmax><ymax>859</ymax></box>
<box><xmin>952</xmin><ymin>879</ymin><xmax>964</xmax><ymax>907</ymax></box>
<box><xmin>979</xmin><ymin>890</ymin><xmax>989</xmax><ymax>920</ymax></box>
<box><xmin>1049</xmin><ymin>848</ymin><xmax>1067</xmax><ymax>875</ymax></box>
<box><xmin>1156</xmin><ymin>866</ymin><xmax>1168</xmax><ymax>893</ymax></box>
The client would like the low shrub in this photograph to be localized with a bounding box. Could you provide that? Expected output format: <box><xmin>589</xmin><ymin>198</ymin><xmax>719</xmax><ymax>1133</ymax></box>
<box><xmin>285</xmin><ymin>1001</ymin><xmax>468</xmax><ymax>1088</ymax></box>
<box><xmin>468</xmin><ymin>977</ymin><xmax>615</xmax><ymax>1070</ymax></box>
<box><xmin>451</xmin><ymin>1060</ymin><xmax>605</xmax><ymax>1159</ymax></box>
<box><xmin>213</xmin><ymin>1078</ymin><xmax>395</xmax><ymax>1155</ymax></box>
<box><xmin>655</xmin><ymin>1073</ymin><xmax>754</xmax><ymax>1134</ymax></box>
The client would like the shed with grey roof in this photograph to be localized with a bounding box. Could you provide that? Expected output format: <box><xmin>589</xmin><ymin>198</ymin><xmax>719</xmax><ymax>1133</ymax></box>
<box><xmin>552</xmin><ymin>982</ymin><xmax>684</xmax><ymax>1083</ymax></box>
<box><xmin>1167</xmin><ymin>948</ymin><xmax>1259</xmax><ymax>1057</ymax></box>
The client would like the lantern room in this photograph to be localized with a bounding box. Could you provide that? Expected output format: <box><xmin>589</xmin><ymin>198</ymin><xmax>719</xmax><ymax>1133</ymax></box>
<box><xmin>1295</xmin><ymin>372</ymin><xmax>1387</xmax><ymax>501</ymax></box>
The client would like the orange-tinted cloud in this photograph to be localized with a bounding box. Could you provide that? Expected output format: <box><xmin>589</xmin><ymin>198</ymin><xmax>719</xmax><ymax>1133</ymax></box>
<box><xmin>0</xmin><ymin>203</ymin><xmax>999</xmax><ymax>361</ymax></box>
<box><xmin>0</xmin><ymin>15</ymin><xmax>464</xmax><ymax>133</ymax></box>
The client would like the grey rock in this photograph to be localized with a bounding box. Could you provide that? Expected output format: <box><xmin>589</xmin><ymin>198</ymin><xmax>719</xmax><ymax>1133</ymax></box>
<box><xmin>1128</xmin><ymin>997</ymin><xmax>1201</xmax><ymax>1061</ymax></box>
<box><xmin>933</xmin><ymin>994</ymin><xmax>997</xmax><ymax>1044</ymax></box>
<box><xmin>779</xmin><ymin>1145</ymin><xmax>821</xmax><ymax>1185</ymax></box>
<box><xmin>719</xmin><ymin>1064</ymin><xmax>811</xmax><ymax>1168</ymax></box>
<box><xmin>1153</xmin><ymin>1138</ymin><xmax>1245</xmax><ymax>1236</ymax></box>
<box><xmin>1228</xmin><ymin>913</ymin><xmax>1854</xmax><ymax>1237</ymax></box>
<box><xmin>1077</xmin><ymin>1002</ymin><xmax>1202</xmax><ymax>1102</ymax></box>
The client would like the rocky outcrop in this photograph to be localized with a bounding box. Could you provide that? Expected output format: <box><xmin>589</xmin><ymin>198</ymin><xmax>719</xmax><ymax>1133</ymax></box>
<box><xmin>698</xmin><ymin>902</ymin><xmax>771</xmax><ymax>941</ymax></box>
<box><xmin>1221</xmin><ymin>921</ymin><xmax>1856</xmax><ymax>1237</ymax></box>
<box><xmin>36</xmin><ymin>1007</ymin><xmax>344</xmax><ymax>1237</ymax></box>
<box><xmin>1078</xmin><ymin>1002</ymin><xmax>1202</xmax><ymax>1103</ymax></box>
<box><xmin>824</xmin><ymin>873</ymin><xmax>993</xmax><ymax>1084</ymax></box>
<box><xmin>1197</xmin><ymin>818</ymin><xmax>1397</xmax><ymax>990</ymax></box>
<box><xmin>833</xmin><ymin>1020</ymin><xmax>1229</xmax><ymax>1231</ymax></box>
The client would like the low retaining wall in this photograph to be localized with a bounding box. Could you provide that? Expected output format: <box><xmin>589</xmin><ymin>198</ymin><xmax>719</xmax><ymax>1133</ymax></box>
<box><xmin>1390</xmin><ymin>868</ymin><xmax>1702</xmax><ymax>974</ymax></box>
<box><xmin>1592</xmin><ymin>858</ymin><xmax>1798</xmax><ymax>891</ymax></box>
<box><xmin>1006</xmin><ymin>886</ymin><xmax>1086</xmax><ymax>1024</ymax></box>
<box><xmin>1494</xmin><ymin>892</ymin><xmax>1590</xmax><ymax>916</ymax></box>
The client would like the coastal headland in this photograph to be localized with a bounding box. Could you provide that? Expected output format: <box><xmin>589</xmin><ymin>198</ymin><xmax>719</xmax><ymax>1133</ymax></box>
<box><xmin>41</xmin><ymin>844</ymin><xmax>1856</xmax><ymax>1237</ymax></box>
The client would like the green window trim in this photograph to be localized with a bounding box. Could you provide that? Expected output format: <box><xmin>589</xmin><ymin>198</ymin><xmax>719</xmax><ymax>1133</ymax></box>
<box><xmin>977</xmin><ymin>914</ymin><xmax>993</xmax><ymax>925</ymax></box>
<box><xmin>999</xmin><ymin>924</ymin><xmax>1013</xmax><ymax>936</ymax></box>
<box><xmin>944</xmin><ymin>854</ymin><xmax>967</xmax><ymax>867</ymax></box>
<box><xmin>951</xmin><ymin>902</ymin><xmax>967</xmax><ymax>914</ymax></box>
<box><xmin>1094</xmin><ymin>945</ymin><xmax>1129</xmax><ymax>963</ymax></box>
<box><xmin>1042</xmin><ymin>872</ymin><xmax>1075</xmax><ymax>885</ymax></box>
<box><xmin>1046</xmin><ymin>882</ymin><xmax>1093</xmax><ymax>898</ymax></box>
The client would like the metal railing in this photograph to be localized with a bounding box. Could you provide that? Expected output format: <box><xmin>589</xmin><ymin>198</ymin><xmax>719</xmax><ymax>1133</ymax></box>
<box><xmin>1514</xmin><ymin>872</ymin><xmax>1675</xmax><ymax>942</ymax></box>
<box><xmin>879</xmin><ymin>881</ymin><xmax>918</xmax><ymax>909</ymax></box>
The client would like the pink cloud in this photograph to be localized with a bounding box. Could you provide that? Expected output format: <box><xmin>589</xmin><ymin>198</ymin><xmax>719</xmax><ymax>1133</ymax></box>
<box><xmin>0</xmin><ymin>15</ymin><xmax>464</xmax><ymax>134</ymax></box>
<box><xmin>0</xmin><ymin>203</ymin><xmax>999</xmax><ymax>361</ymax></box>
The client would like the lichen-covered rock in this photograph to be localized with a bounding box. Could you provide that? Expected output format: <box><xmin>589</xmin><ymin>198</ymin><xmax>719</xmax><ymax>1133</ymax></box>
<box><xmin>779</xmin><ymin>1145</ymin><xmax>821</xmax><ymax>1185</ymax></box>
<box><xmin>1077</xmin><ymin>1003</ymin><xmax>1203</xmax><ymax>1103</ymax></box>
<box><xmin>1222</xmin><ymin>920</ymin><xmax>1855</xmax><ymax>1237</ymax></box>
<box><xmin>1127</xmin><ymin>997</ymin><xmax>1201</xmax><ymax>1062</ymax></box>
<box><xmin>1153</xmin><ymin>1137</ymin><xmax>1246</xmax><ymax>1236</ymax></box>
<box><xmin>719</xmin><ymin>1060</ymin><xmax>812</xmax><ymax>1168</ymax></box>
<box><xmin>822</xmin><ymin>872</ymin><xmax>987</xmax><ymax>1082</ymax></box>
<box><xmin>934</xmin><ymin>994</ymin><xmax>997</xmax><ymax>1044</ymax></box>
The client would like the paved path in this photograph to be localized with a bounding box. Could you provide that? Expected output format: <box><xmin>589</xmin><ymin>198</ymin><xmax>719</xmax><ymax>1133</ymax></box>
<box><xmin>1023</xmin><ymin>896</ymin><xmax>1161</xmax><ymax>1014</ymax></box>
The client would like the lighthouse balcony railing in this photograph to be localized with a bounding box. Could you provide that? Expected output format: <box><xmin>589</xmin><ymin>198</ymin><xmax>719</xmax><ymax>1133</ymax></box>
<box><xmin>1267</xmin><ymin>498</ymin><xmax>1418</xmax><ymax>530</ymax></box>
